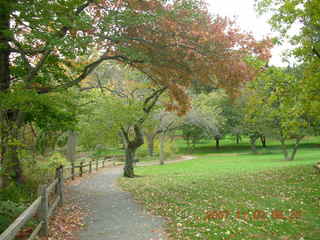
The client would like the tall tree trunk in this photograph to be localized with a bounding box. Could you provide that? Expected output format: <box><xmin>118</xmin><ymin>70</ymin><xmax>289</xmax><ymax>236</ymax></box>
<box><xmin>66</xmin><ymin>131</ymin><xmax>77</xmax><ymax>163</ymax></box>
<box><xmin>121</xmin><ymin>88</ymin><xmax>166</xmax><ymax>177</ymax></box>
<box><xmin>250</xmin><ymin>136</ymin><xmax>258</xmax><ymax>154</ymax></box>
<box><xmin>6</xmin><ymin>143</ymin><xmax>23</xmax><ymax>184</ymax></box>
<box><xmin>124</xmin><ymin>146</ymin><xmax>136</xmax><ymax>178</ymax></box>
<box><xmin>236</xmin><ymin>134</ymin><xmax>241</xmax><ymax>144</ymax></box>
<box><xmin>0</xmin><ymin>175</ymin><xmax>3</xmax><ymax>189</ymax></box>
<box><xmin>1</xmin><ymin>130</ymin><xmax>23</xmax><ymax>187</ymax></box>
<box><xmin>0</xmin><ymin>0</ymin><xmax>10</xmax><ymax>188</ymax></box>
<box><xmin>215</xmin><ymin>136</ymin><xmax>220</xmax><ymax>149</ymax></box>
<box><xmin>2</xmin><ymin>113</ymin><xmax>25</xmax><ymax>185</ymax></box>
<box><xmin>159</xmin><ymin>133</ymin><xmax>165</xmax><ymax>165</ymax></box>
<box><xmin>186</xmin><ymin>137</ymin><xmax>191</xmax><ymax>150</ymax></box>
<box><xmin>122</xmin><ymin>125</ymin><xmax>144</xmax><ymax>178</ymax></box>
<box><xmin>280</xmin><ymin>138</ymin><xmax>290</xmax><ymax>160</ymax></box>
<box><xmin>0</xmin><ymin>2</ymin><xmax>24</xmax><ymax>186</ymax></box>
<box><xmin>260</xmin><ymin>135</ymin><xmax>266</xmax><ymax>148</ymax></box>
<box><xmin>145</xmin><ymin>133</ymin><xmax>155</xmax><ymax>157</ymax></box>
<box><xmin>0</xmin><ymin>114</ymin><xmax>5</xmax><ymax>189</ymax></box>
<box><xmin>0</xmin><ymin>1</ymin><xmax>10</xmax><ymax>92</ymax></box>
<box><xmin>289</xmin><ymin>137</ymin><xmax>302</xmax><ymax>161</ymax></box>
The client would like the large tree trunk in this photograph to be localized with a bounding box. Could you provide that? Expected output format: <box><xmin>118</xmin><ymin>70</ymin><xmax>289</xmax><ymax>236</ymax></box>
<box><xmin>124</xmin><ymin>146</ymin><xmax>136</xmax><ymax>178</ymax></box>
<box><xmin>1</xmin><ymin>136</ymin><xmax>23</xmax><ymax>187</ymax></box>
<box><xmin>0</xmin><ymin>1</ymin><xmax>10</xmax><ymax>92</ymax></box>
<box><xmin>122</xmin><ymin>88</ymin><xmax>166</xmax><ymax>177</ymax></box>
<box><xmin>66</xmin><ymin>131</ymin><xmax>77</xmax><ymax>163</ymax></box>
<box><xmin>280</xmin><ymin>138</ymin><xmax>290</xmax><ymax>160</ymax></box>
<box><xmin>0</xmin><ymin>2</ymin><xmax>24</xmax><ymax>186</ymax></box>
<box><xmin>250</xmin><ymin>136</ymin><xmax>258</xmax><ymax>154</ymax></box>
<box><xmin>6</xmin><ymin>143</ymin><xmax>23</xmax><ymax>184</ymax></box>
<box><xmin>260</xmin><ymin>135</ymin><xmax>267</xmax><ymax>148</ymax></box>
<box><xmin>215</xmin><ymin>136</ymin><xmax>220</xmax><ymax>149</ymax></box>
<box><xmin>289</xmin><ymin>137</ymin><xmax>302</xmax><ymax>161</ymax></box>
<box><xmin>145</xmin><ymin>133</ymin><xmax>155</xmax><ymax>157</ymax></box>
<box><xmin>0</xmin><ymin>0</ymin><xmax>10</xmax><ymax>187</ymax></box>
<box><xmin>122</xmin><ymin>125</ymin><xmax>144</xmax><ymax>178</ymax></box>
<box><xmin>0</xmin><ymin>114</ymin><xmax>5</xmax><ymax>189</ymax></box>
<box><xmin>0</xmin><ymin>175</ymin><xmax>3</xmax><ymax>189</ymax></box>
<box><xmin>2</xmin><ymin>114</ymin><xmax>25</xmax><ymax>186</ymax></box>
<box><xmin>236</xmin><ymin>134</ymin><xmax>241</xmax><ymax>144</ymax></box>
<box><xmin>186</xmin><ymin>136</ymin><xmax>191</xmax><ymax>150</ymax></box>
<box><xmin>159</xmin><ymin>134</ymin><xmax>165</xmax><ymax>165</ymax></box>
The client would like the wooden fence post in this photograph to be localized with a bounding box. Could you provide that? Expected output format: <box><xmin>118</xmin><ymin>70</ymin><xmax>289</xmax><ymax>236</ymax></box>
<box><xmin>71</xmin><ymin>162</ymin><xmax>75</xmax><ymax>180</ymax></box>
<box><xmin>89</xmin><ymin>161</ymin><xmax>92</xmax><ymax>173</ymax></box>
<box><xmin>38</xmin><ymin>185</ymin><xmax>49</xmax><ymax>236</ymax></box>
<box><xmin>96</xmin><ymin>159</ymin><xmax>98</xmax><ymax>171</ymax></box>
<box><xmin>55</xmin><ymin>168</ymin><xmax>59</xmax><ymax>193</ymax></box>
<box><xmin>80</xmin><ymin>162</ymin><xmax>83</xmax><ymax>177</ymax></box>
<box><xmin>57</xmin><ymin>166</ymin><xmax>64</xmax><ymax>206</ymax></box>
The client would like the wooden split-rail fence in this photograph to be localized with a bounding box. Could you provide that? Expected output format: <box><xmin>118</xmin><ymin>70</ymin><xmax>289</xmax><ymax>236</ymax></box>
<box><xmin>0</xmin><ymin>157</ymin><xmax>119</xmax><ymax>240</ymax></box>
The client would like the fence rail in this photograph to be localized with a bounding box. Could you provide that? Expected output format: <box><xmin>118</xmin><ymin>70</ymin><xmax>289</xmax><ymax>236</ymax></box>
<box><xmin>63</xmin><ymin>158</ymin><xmax>115</xmax><ymax>180</ymax></box>
<box><xmin>0</xmin><ymin>156</ymin><xmax>117</xmax><ymax>240</ymax></box>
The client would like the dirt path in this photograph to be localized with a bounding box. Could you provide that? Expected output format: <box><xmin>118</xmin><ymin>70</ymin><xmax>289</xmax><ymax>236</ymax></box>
<box><xmin>66</xmin><ymin>155</ymin><xmax>195</xmax><ymax>240</ymax></box>
<box><xmin>67</xmin><ymin>167</ymin><xmax>166</xmax><ymax>240</ymax></box>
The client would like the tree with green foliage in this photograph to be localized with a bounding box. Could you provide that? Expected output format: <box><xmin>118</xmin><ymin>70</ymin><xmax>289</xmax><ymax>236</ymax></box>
<box><xmin>244</xmin><ymin>67</ymin><xmax>311</xmax><ymax>160</ymax></box>
<box><xmin>256</xmin><ymin>0</ymin><xmax>320</xmax><ymax>63</ymax></box>
<box><xmin>181</xmin><ymin>122</ymin><xmax>206</xmax><ymax>150</ymax></box>
<box><xmin>78</xmin><ymin>63</ymin><xmax>167</xmax><ymax>177</ymax></box>
<box><xmin>256</xmin><ymin>1</ymin><xmax>320</xmax><ymax>141</ymax></box>
<box><xmin>143</xmin><ymin>110</ymin><xmax>180</xmax><ymax>158</ymax></box>
<box><xmin>190</xmin><ymin>91</ymin><xmax>227</xmax><ymax>149</ymax></box>
<box><xmin>219</xmin><ymin>96</ymin><xmax>245</xmax><ymax>145</ymax></box>
<box><xmin>0</xmin><ymin>89</ymin><xmax>79</xmax><ymax>186</ymax></box>
<box><xmin>242</xmin><ymin>105</ymin><xmax>265</xmax><ymax>154</ymax></box>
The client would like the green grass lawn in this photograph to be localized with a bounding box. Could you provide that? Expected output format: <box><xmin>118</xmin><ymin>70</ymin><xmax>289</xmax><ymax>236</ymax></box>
<box><xmin>119</xmin><ymin>137</ymin><xmax>320</xmax><ymax>240</ymax></box>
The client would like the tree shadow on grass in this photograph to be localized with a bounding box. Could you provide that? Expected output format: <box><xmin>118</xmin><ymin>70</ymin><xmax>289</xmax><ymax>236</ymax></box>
<box><xmin>178</xmin><ymin>142</ymin><xmax>320</xmax><ymax>156</ymax></box>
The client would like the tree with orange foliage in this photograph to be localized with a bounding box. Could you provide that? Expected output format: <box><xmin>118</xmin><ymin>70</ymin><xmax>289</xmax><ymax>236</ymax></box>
<box><xmin>0</xmin><ymin>0</ymin><xmax>272</xmax><ymax>184</ymax></box>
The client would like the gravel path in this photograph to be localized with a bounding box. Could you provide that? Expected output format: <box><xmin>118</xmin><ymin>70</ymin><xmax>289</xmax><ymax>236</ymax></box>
<box><xmin>67</xmin><ymin>167</ymin><xmax>166</xmax><ymax>240</ymax></box>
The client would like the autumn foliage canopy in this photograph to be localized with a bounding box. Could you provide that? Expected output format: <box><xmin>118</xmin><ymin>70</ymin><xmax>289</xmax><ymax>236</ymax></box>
<box><xmin>5</xmin><ymin>0</ymin><xmax>273</xmax><ymax>115</ymax></box>
<box><xmin>83</xmin><ymin>0</ymin><xmax>273</xmax><ymax>114</ymax></box>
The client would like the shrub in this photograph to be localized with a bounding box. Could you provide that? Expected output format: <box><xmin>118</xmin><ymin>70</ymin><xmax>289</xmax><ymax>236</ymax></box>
<box><xmin>23</xmin><ymin>152</ymin><xmax>68</xmax><ymax>187</ymax></box>
<box><xmin>0</xmin><ymin>152</ymin><xmax>67</xmax><ymax>234</ymax></box>
<box><xmin>90</xmin><ymin>148</ymin><xmax>109</xmax><ymax>159</ymax></box>
<box><xmin>0</xmin><ymin>183</ymin><xmax>34</xmax><ymax>233</ymax></box>
<box><xmin>0</xmin><ymin>183</ymin><xmax>33</xmax><ymax>203</ymax></box>
<box><xmin>136</xmin><ymin>145</ymin><xmax>151</xmax><ymax>158</ymax></box>
<box><xmin>90</xmin><ymin>145</ymin><xmax>124</xmax><ymax>159</ymax></box>
<box><xmin>136</xmin><ymin>137</ymin><xmax>177</xmax><ymax>160</ymax></box>
<box><xmin>162</xmin><ymin>139</ymin><xmax>177</xmax><ymax>159</ymax></box>
<box><xmin>0</xmin><ymin>200</ymin><xmax>26</xmax><ymax>233</ymax></box>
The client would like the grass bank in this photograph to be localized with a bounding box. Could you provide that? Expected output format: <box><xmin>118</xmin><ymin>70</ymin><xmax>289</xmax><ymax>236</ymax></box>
<box><xmin>119</xmin><ymin>138</ymin><xmax>320</xmax><ymax>239</ymax></box>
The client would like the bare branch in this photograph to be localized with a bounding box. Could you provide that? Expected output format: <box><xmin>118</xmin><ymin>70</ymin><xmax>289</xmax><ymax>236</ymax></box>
<box><xmin>143</xmin><ymin>87</ymin><xmax>167</xmax><ymax>114</ymax></box>
<box><xmin>80</xmin><ymin>86</ymin><xmax>101</xmax><ymax>91</ymax></box>
<box><xmin>35</xmin><ymin>55</ymin><xmax>130</xmax><ymax>93</ymax></box>
<box><xmin>25</xmin><ymin>49</ymin><xmax>51</xmax><ymax>84</ymax></box>
<box><xmin>103</xmin><ymin>86</ymin><xmax>128</xmax><ymax>98</ymax></box>
<box><xmin>120</xmin><ymin>126</ymin><xmax>130</xmax><ymax>144</ymax></box>
<box><xmin>95</xmin><ymin>73</ymin><xmax>105</xmax><ymax>94</ymax></box>
<box><xmin>132</xmin><ymin>124</ymin><xmax>144</xmax><ymax>146</ymax></box>
<box><xmin>134</xmin><ymin>87</ymin><xmax>167</xmax><ymax>126</ymax></box>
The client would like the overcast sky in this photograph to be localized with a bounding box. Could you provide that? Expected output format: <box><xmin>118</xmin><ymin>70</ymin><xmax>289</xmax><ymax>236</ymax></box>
<box><xmin>207</xmin><ymin>0</ymin><xmax>287</xmax><ymax>66</ymax></box>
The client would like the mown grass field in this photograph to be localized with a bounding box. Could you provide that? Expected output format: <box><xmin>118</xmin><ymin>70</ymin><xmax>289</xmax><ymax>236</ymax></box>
<box><xmin>119</xmin><ymin>137</ymin><xmax>320</xmax><ymax>240</ymax></box>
